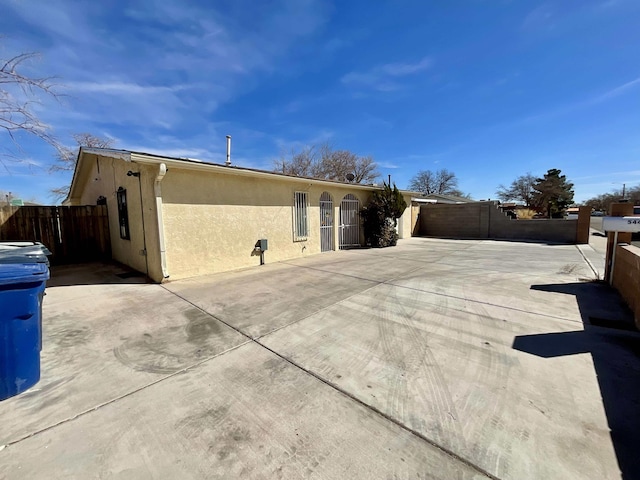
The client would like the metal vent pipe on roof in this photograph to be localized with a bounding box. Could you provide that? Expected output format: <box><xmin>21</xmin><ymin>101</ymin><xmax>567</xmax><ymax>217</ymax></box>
<box><xmin>226</xmin><ymin>135</ymin><xmax>231</xmax><ymax>166</ymax></box>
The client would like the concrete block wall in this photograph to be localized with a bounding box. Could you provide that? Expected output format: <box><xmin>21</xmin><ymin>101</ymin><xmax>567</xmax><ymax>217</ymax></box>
<box><xmin>612</xmin><ymin>245</ymin><xmax>640</xmax><ymax>329</ymax></box>
<box><xmin>419</xmin><ymin>202</ymin><xmax>578</xmax><ymax>243</ymax></box>
<box><xmin>419</xmin><ymin>203</ymin><xmax>485</xmax><ymax>238</ymax></box>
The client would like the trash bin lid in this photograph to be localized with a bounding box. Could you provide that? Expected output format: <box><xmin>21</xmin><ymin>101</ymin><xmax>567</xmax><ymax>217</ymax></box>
<box><xmin>0</xmin><ymin>242</ymin><xmax>52</xmax><ymax>255</ymax></box>
<box><xmin>0</xmin><ymin>243</ymin><xmax>51</xmax><ymax>265</ymax></box>
<box><xmin>0</xmin><ymin>263</ymin><xmax>50</xmax><ymax>286</ymax></box>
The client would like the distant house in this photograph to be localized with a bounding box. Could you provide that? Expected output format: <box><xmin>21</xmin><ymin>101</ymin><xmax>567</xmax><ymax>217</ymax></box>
<box><xmin>419</xmin><ymin>193</ymin><xmax>474</xmax><ymax>204</ymax></box>
<box><xmin>497</xmin><ymin>202</ymin><xmax>534</xmax><ymax>212</ymax></box>
<box><xmin>64</xmin><ymin>148</ymin><xmax>416</xmax><ymax>282</ymax></box>
<box><xmin>565</xmin><ymin>206</ymin><xmax>580</xmax><ymax>220</ymax></box>
<box><xmin>2</xmin><ymin>197</ymin><xmax>40</xmax><ymax>207</ymax></box>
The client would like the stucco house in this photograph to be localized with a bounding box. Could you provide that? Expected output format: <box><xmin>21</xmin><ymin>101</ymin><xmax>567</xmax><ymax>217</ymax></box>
<box><xmin>64</xmin><ymin>148</ymin><xmax>416</xmax><ymax>282</ymax></box>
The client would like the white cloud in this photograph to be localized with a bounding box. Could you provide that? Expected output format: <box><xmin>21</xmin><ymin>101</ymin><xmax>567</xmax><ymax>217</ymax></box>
<box><xmin>589</xmin><ymin>76</ymin><xmax>640</xmax><ymax>104</ymax></box>
<box><xmin>498</xmin><ymin>75</ymin><xmax>640</xmax><ymax>128</ymax></box>
<box><xmin>378</xmin><ymin>161</ymin><xmax>400</xmax><ymax>169</ymax></box>
<box><xmin>521</xmin><ymin>4</ymin><xmax>557</xmax><ymax>32</ymax></box>
<box><xmin>274</xmin><ymin>130</ymin><xmax>335</xmax><ymax>152</ymax></box>
<box><xmin>68</xmin><ymin>81</ymin><xmax>191</xmax><ymax>95</ymax></box>
<box><xmin>341</xmin><ymin>56</ymin><xmax>432</xmax><ymax>91</ymax></box>
<box><xmin>3</xmin><ymin>0</ymin><xmax>331</xmax><ymax>146</ymax></box>
<box><xmin>572</xmin><ymin>170</ymin><xmax>640</xmax><ymax>182</ymax></box>
<box><xmin>379</xmin><ymin>57</ymin><xmax>432</xmax><ymax>76</ymax></box>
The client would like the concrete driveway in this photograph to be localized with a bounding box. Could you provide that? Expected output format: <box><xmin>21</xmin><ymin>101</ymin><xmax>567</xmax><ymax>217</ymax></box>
<box><xmin>1</xmin><ymin>237</ymin><xmax>639</xmax><ymax>480</ymax></box>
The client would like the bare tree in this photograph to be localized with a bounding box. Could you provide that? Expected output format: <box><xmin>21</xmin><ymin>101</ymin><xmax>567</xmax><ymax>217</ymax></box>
<box><xmin>583</xmin><ymin>184</ymin><xmax>640</xmax><ymax>212</ymax></box>
<box><xmin>1</xmin><ymin>51</ymin><xmax>60</xmax><ymax>162</ymax></box>
<box><xmin>274</xmin><ymin>145</ymin><xmax>319</xmax><ymax>177</ymax></box>
<box><xmin>496</xmin><ymin>173</ymin><xmax>536</xmax><ymax>206</ymax></box>
<box><xmin>51</xmin><ymin>133</ymin><xmax>115</xmax><ymax>172</ymax></box>
<box><xmin>50</xmin><ymin>132</ymin><xmax>115</xmax><ymax>200</ymax></box>
<box><xmin>274</xmin><ymin>141</ymin><xmax>379</xmax><ymax>184</ymax></box>
<box><xmin>348</xmin><ymin>154</ymin><xmax>377</xmax><ymax>183</ymax></box>
<box><xmin>408</xmin><ymin>169</ymin><xmax>460</xmax><ymax>195</ymax></box>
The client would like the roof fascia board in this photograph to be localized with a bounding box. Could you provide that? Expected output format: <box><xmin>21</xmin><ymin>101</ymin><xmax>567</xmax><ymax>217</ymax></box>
<box><xmin>130</xmin><ymin>153</ymin><xmax>383</xmax><ymax>192</ymax></box>
<box><xmin>81</xmin><ymin>147</ymin><xmax>132</xmax><ymax>161</ymax></box>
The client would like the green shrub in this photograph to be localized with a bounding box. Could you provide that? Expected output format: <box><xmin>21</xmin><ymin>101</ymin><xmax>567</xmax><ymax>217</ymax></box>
<box><xmin>361</xmin><ymin>182</ymin><xmax>407</xmax><ymax>247</ymax></box>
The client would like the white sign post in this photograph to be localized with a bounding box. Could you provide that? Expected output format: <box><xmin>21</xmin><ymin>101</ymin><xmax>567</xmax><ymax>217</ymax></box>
<box><xmin>603</xmin><ymin>217</ymin><xmax>640</xmax><ymax>285</ymax></box>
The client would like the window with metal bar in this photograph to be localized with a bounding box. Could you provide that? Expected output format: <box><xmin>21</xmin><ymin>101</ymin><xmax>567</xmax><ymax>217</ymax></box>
<box><xmin>117</xmin><ymin>187</ymin><xmax>130</xmax><ymax>240</ymax></box>
<box><xmin>293</xmin><ymin>191</ymin><xmax>309</xmax><ymax>241</ymax></box>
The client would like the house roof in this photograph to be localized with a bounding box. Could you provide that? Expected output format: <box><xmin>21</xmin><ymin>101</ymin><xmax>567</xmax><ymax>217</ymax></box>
<box><xmin>420</xmin><ymin>193</ymin><xmax>474</xmax><ymax>204</ymax></box>
<box><xmin>65</xmin><ymin>147</ymin><xmax>421</xmax><ymax>204</ymax></box>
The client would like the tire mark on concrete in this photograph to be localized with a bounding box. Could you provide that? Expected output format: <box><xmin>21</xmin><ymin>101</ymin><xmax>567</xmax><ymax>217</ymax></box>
<box><xmin>454</xmin><ymin>287</ymin><xmax>517</xmax><ymax>478</ymax></box>
<box><xmin>164</xmin><ymin>287</ymin><xmax>500</xmax><ymax>480</ymax></box>
<box><xmin>386</xmin><ymin>284</ymin><xmax>466</xmax><ymax>451</ymax></box>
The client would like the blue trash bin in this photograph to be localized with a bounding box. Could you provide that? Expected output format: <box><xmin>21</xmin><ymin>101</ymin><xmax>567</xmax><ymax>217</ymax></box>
<box><xmin>0</xmin><ymin>262</ymin><xmax>50</xmax><ymax>401</ymax></box>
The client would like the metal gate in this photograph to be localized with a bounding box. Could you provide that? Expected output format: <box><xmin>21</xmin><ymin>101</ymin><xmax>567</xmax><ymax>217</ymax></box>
<box><xmin>339</xmin><ymin>194</ymin><xmax>360</xmax><ymax>249</ymax></box>
<box><xmin>320</xmin><ymin>192</ymin><xmax>334</xmax><ymax>252</ymax></box>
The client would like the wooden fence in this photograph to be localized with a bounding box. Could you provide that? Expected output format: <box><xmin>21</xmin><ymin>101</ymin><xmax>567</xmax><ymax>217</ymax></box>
<box><xmin>0</xmin><ymin>206</ymin><xmax>111</xmax><ymax>264</ymax></box>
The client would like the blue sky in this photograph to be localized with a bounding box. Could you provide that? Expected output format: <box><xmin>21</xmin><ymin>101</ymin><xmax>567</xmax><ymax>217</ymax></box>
<box><xmin>1</xmin><ymin>0</ymin><xmax>639</xmax><ymax>204</ymax></box>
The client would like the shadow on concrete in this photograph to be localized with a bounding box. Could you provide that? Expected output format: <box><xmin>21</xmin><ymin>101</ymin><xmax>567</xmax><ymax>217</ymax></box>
<box><xmin>513</xmin><ymin>282</ymin><xmax>640</xmax><ymax>480</ymax></box>
<box><xmin>47</xmin><ymin>261</ymin><xmax>149</xmax><ymax>287</ymax></box>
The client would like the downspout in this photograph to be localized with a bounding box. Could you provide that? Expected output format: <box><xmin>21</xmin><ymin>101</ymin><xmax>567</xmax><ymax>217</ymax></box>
<box><xmin>154</xmin><ymin>163</ymin><xmax>170</xmax><ymax>279</ymax></box>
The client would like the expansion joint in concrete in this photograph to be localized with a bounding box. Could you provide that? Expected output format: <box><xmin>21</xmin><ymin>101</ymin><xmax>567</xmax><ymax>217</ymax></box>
<box><xmin>163</xmin><ymin>286</ymin><xmax>502</xmax><ymax>480</ymax></box>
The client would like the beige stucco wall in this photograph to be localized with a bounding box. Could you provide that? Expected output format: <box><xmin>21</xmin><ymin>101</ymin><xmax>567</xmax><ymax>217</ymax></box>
<box><xmin>69</xmin><ymin>152</ymin><xmax>414</xmax><ymax>281</ymax></box>
<box><xmin>398</xmin><ymin>194</ymin><xmax>413</xmax><ymax>240</ymax></box>
<box><xmin>160</xmin><ymin>168</ymin><xmax>377</xmax><ymax>280</ymax></box>
<box><xmin>72</xmin><ymin>154</ymin><xmax>163</xmax><ymax>281</ymax></box>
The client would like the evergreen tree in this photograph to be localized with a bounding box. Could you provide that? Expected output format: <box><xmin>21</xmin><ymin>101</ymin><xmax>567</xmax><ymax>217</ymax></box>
<box><xmin>361</xmin><ymin>182</ymin><xmax>407</xmax><ymax>247</ymax></box>
<box><xmin>531</xmin><ymin>169</ymin><xmax>574</xmax><ymax>218</ymax></box>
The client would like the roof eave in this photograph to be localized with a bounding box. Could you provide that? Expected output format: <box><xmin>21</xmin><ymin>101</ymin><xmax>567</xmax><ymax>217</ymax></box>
<box><xmin>65</xmin><ymin>147</ymin><xmax>133</xmax><ymax>204</ymax></box>
<box><xmin>130</xmin><ymin>152</ymin><xmax>386</xmax><ymax>191</ymax></box>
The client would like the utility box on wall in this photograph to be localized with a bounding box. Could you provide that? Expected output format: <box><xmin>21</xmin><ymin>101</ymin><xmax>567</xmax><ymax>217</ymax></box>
<box><xmin>258</xmin><ymin>239</ymin><xmax>268</xmax><ymax>251</ymax></box>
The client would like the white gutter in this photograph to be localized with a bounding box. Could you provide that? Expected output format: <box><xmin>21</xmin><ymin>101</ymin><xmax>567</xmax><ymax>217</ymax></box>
<box><xmin>154</xmin><ymin>163</ymin><xmax>169</xmax><ymax>279</ymax></box>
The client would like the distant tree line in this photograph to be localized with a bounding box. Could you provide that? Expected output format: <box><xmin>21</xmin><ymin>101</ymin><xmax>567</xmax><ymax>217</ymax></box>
<box><xmin>582</xmin><ymin>185</ymin><xmax>640</xmax><ymax>212</ymax></box>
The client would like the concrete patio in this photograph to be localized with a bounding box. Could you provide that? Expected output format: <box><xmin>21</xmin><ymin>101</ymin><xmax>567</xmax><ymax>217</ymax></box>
<box><xmin>1</xmin><ymin>236</ymin><xmax>638</xmax><ymax>479</ymax></box>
